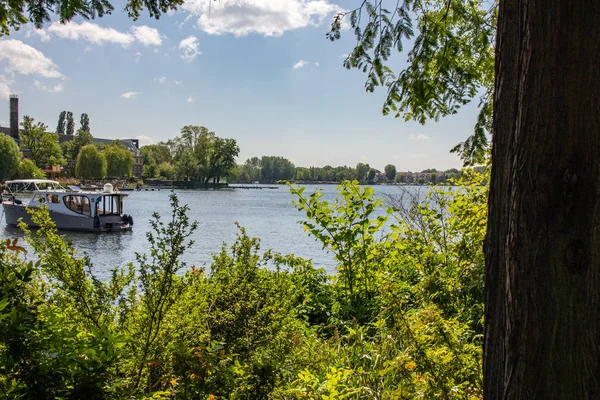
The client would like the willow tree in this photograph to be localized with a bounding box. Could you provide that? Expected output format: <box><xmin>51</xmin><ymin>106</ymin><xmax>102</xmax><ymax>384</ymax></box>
<box><xmin>332</xmin><ymin>0</ymin><xmax>599</xmax><ymax>397</ymax></box>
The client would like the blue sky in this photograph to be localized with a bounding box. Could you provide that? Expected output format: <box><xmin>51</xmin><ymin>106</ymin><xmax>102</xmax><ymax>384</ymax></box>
<box><xmin>0</xmin><ymin>0</ymin><xmax>480</xmax><ymax>172</ymax></box>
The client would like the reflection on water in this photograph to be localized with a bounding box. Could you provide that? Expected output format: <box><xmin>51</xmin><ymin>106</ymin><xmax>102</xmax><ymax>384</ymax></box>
<box><xmin>1</xmin><ymin>185</ymin><xmax>418</xmax><ymax>280</ymax></box>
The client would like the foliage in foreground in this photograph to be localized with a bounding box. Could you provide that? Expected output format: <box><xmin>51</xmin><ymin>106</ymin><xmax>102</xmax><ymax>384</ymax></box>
<box><xmin>0</xmin><ymin>172</ymin><xmax>487</xmax><ymax>398</ymax></box>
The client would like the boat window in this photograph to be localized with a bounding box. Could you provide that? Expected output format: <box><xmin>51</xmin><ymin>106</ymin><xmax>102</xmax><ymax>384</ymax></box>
<box><xmin>33</xmin><ymin>193</ymin><xmax>45</xmax><ymax>203</ymax></box>
<box><xmin>64</xmin><ymin>195</ymin><xmax>91</xmax><ymax>216</ymax></box>
<box><xmin>48</xmin><ymin>194</ymin><xmax>60</xmax><ymax>204</ymax></box>
<box><xmin>96</xmin><ymin>195</ymin><xmax>121</xmax><ymax>215</ymax></box>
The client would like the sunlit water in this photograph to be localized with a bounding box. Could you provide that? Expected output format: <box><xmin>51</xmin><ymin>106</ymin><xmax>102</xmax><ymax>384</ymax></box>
<box><xmin>0</xmin><ymin>184</ymin><xmax>427</xmax><ymax>279</ymax></box>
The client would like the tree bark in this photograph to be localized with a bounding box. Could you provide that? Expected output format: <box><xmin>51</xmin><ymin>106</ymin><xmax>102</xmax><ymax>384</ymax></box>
<box><xmin>484</xmin><ymin>1</ymin><xmax>600</xmax><ymax>398</ymax></box>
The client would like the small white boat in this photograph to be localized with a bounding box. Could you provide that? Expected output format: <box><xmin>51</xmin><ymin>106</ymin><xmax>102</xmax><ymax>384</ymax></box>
<box><xmin>1</xmin><ymin>180</ymin><xmax>133</xmax><ymax>232</ymax></box>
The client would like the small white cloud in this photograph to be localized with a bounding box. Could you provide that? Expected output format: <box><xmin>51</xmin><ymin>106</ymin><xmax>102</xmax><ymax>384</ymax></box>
<box><xmin>48</xmin><ymin>22</ymin><xmax>134</xmax><ymax>46</ymax></box>
<box><xmin>174</xmin><ymin>80</ymin><xmax>182</xmax><ymax>85</ymax></box>
<box><xmin>341</xmin><ymin>53</ymin><xmax>349</xmax><ymax>58</ymax></box>
<box><xmin>134</xmin><ymin>51</ymin><xmax>142</xmax><ymax>62</ymax></box>
<box><xmin>155</xmin><ymin>76</ymin><xmax>167</xmax><ymax>84</ymax></box>
<box><xmin>412</xmin><ymin>153</ymin><xmax>428</xmax><ymax>159</ymax></box>
<box><xmin>26</xmin><ymin>27</ymin><xmax>51</xmax><ymax>42</ymax></box>
<box><xmin>136</xmin><ymin>135</ymin><xmax>155</xmax><ymax>145</ymax></box>
<box><xmin>179</xmin><ymin>35</ymin><xmax>200</xmax><ymax>62</ymax></box>
<box><xmin>130</xmin><ymin>25</ymin><xmax>163</xmax><ymax>46</ymax></box>
<box><xmin>34</xmin><ymin>80</ymin><xmax>64</xmax><ymax>93</ymax></box>
<box><xmin>187</xmin><ymin>96</ymin><xmax>194</xmax><ymax>103</ymax></box>
<box><xmin>293</xmin><ymin>59</ymin><xmax>308</xmax><ymax>69</ymax></box>
<box><xmin>409</xmin><ymin>134</ymin><xmax>430</xmax><ymax>140</ymax></box>
<box><xmin>314</xmin><ymin>61</ymin><xmax>320</xmax><ymax>67</ymax></box>
<box><xmin>121</xmin><ymin>92</ymin><xmax>139</xmax><ymax>99</ymax></box>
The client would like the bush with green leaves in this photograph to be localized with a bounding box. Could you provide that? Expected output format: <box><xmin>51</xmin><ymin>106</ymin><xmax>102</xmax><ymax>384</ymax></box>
<box><xmin>0</xmin><ymin>134</ymin><xmax>21</xmax><ymax>182</ymax></box>
<box><xmin>0</xmin><ymin>170</ymin><xmax>487</xmax><ymax>399</ymax></box>
<box><xmin>16</xmin><ymin>158</ymin><xmax>45</xmax><ymax>179</ymax></box>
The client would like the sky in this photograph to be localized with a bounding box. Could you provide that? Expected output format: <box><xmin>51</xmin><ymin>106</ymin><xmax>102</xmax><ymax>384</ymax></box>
<box><xmin>0</xmin><ymin>0</ymin><xmax>481</xmax><ymax>172</ymax></box>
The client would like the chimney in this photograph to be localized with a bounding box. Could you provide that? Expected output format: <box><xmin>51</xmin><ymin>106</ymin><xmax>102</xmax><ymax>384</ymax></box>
<box><xmin>9</xmin><ymin>94</ymin><xmax>19</xmax><ymax>139</ymax></box>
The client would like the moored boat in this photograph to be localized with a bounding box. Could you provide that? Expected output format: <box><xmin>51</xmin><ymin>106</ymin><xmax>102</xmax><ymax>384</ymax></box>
<box><xmin>1</xmin><ymin>180</ymin><xmax>133</xmax><ymax>232</ymax></box>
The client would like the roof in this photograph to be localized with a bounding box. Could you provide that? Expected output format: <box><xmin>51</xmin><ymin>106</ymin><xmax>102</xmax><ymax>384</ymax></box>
<box><xmin>6</xmin><ymin>179</ymin><xmax>60</xmax><ymax>184</ymax></box>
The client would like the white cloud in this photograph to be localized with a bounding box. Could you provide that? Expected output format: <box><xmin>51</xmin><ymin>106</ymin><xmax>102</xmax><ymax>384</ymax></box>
<box><xmin>0</xmin><ymin>40</ymin><xmax>63</xmax><ymax>79</ymax></box>
<box><xmin>174</xmin><ymin>80</ymin><xmax>183</xmax><ymax>85</ymax></box>
<box><xmin>130</xmin><ymin>25</ymin><xmax>163</xmax><ymax>46</ymax></box>
<box><xmin>134</xmin><ymin>51</ymin><xmax>142</xmax><ymax>62</ymax></box>
<box><xmin>181</xmin><ymin>0</ymin><xmax>344</xmax><ymax>37</ymax></box>
<box><xmin>26</xmin><ymin>27</ymin><xmax>51</xmax><ymax>42</ymax></box>
<box><xmin>293</xmin><ymin>60</ymin><xmax>308</xmax><ymax>69</ymax></box>
<box><xmin>409</xmin><ymin>134</ymin><xmax>430</xmax><ymax>140</ymax></box>
<box><xmin>136</xmin><ymin>135</ymin><xmax>155</xmax><ymax>145</ymax></box>
<box><xmin>155</xmin><ymin>76</ymin><xmax>167</xmax><ymax>84</ymax></box>
<box><xmin>293</xmin><ymin>59</ymin><xmax>319</xmax><ymax>69</ymax></box>
<box><xmin>179</xmin><ymin>36</ymin><xmax>200</xmax><ymax>62</ymax></box>
<box><xmin>48</xmin><ymin>22</ymin><xmax>134</xmax><ymax>46</ymax></box>
<box><xmin>34</xmin><ymin>80</ymin><xmax>64</xmax><ymax>93</ymax></box>
<box><xmin>187</xmin><ymin>96</ymin><xmax>194</xmax><ymax>103</ymax></box>
<box><xmin>46</xmin><ymin>22</ymin><xmax>163</xmax><ymax>47</ymax></box>
<box><xmin>0</xmin><ymin>80</ymin><xmax>10</xmax><ymax>100</ymax></box>
<box><xmin>121</xmin><ymin>92</ymin><xmax>139</xmax><ymax>99</ymax></box>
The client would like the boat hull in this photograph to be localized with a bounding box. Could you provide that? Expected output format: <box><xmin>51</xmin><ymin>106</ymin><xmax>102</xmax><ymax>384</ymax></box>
<box><xmin>2</xmin><ymin>203</ymin><xmax>132</xmax><ymax>232</ymax></box>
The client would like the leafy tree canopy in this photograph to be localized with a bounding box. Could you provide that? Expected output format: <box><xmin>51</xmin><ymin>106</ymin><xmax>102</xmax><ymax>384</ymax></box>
<box><xmin>17</xmin><ymin>158</ymin><xmax>45</xmax><ymax>179</ymax></box>
<box><xmin>329</xmin><ymin>0</ymin><xmax>497</xmax><ymax>165</ymax></box>
<box><xmin>104</xmin><ymin>141</ymin><xmax>134</xmax><ymax>178</ymax></box>
<box><xmin>0</xmin><ymin>0</ymin><xmax>183</xmax><ymax>36</ymax></box>
<box><xmin>56</xmin><ymin>111</ymin><xmax>66</xmax><ymax>135</ymax></box>
<box><xmin>0</xmin><ymin>134</ymin><xmax>21</xmax><ymax>181</ymax></box>
<box><xmin>20</xmin><ymin>116</ymin><xmax>65</xmax><ymax>168</ymax></box>
<box><xmin>384</xmin><ymin>164</ymin><xmax>396</xmax><ymax>182</ymax></box>
<box><xmin>80</xmin><ymin>113</ymin><xmax>90</xmax><ymax>132</ymax></box>
<box><xmin>75</xmin><ymin>144</ymin><xmax>106</xmax><ymax>179</ymax></box>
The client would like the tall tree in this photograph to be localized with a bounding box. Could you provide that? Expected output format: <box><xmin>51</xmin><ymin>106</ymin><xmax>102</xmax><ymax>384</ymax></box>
<box><xmin>20</xmin><ymin>116</ymin><xmax>64</xmax><ymax>168</ymax></box>
<box><xmin>76</xmin><ymin>145</ymin><xmax>106</xmax><ymax>179</ymax></box>
<box><xmin>0</xmin><ymin>134</ymin><xmax>21</xmax><ymax>181</ymax></box>
<box><xmin>355</xmin><ymin>162</ymin><xmax>370</xmax><ymax>183</ymax></box>
<box><xmin>339</xmin><ymin>0</ymin><xmax>600</xmax><ymax>396</ymax></box>
<box><xmin>71</xmin><ymin>128</ymin><xmax>93</xmax><ymax>160</ymax></box>
<box><xmin>66</xmin><ymin>111</ymin><xmax>75</xmax><ymax>135</ymax></box>
<box><xmin>56</xmin><ymin>111</ymin><xmax>66</xmax><ymax>134</ymax></box>
<box><xmin>484</xmin><ymin>1</ymin><xmax>600</xmax><ymax>397</ymax></box>
<box><xmin>367</xmin><ymin>168</ymin><xmax>376</xmax><ymax>183</ymax></box>
<box><xmin>207</xmin><ymin>138</ymin><xmax>239</xmax><ymax>183</ymax></box>
<box><xmin>80</xmin><ymin>113</ymin><xmax>90</xmax><ymax>132</ymax></box>
<box><xmin>103</xmin><ymin>142</ymin><xmax>134</xmax><ymax>178</ymax></box>
<box><xmin>384</xmin><ymin>164</ymin><xmax>396</xmax><ymax>182</ymax></box>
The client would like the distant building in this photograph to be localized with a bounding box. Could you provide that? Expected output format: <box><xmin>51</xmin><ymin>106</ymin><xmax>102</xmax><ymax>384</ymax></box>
<box><xmin>2</xmin><ymin>97</ymin><xmax>143</xmax><ymax>178</ymax></box>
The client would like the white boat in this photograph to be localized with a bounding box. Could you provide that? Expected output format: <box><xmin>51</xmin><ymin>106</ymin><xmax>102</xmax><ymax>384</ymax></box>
<box><xmin>1</xmin><ymin>180</ymin><xmax>133</xmax><ymax>232</ymax></box>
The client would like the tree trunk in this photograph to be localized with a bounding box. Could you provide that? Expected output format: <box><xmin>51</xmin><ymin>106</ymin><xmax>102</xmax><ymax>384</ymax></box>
<box><xmin>484</xmin><ymin>1</ymin><xmax>600</xmax><ymax>398</ymax></box>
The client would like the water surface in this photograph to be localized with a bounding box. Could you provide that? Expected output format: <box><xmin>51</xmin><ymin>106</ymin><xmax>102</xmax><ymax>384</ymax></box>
<box><xmin>1</xmin><ymin>184</ymin><xmax>423</xmax><ymax>279</ymax></box>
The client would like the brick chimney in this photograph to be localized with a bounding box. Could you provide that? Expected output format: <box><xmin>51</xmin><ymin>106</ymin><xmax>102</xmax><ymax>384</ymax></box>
<box><xmin>9</xmin><ymin>94</ymin><xmax>19</xmax><ymax>139</ymax></box>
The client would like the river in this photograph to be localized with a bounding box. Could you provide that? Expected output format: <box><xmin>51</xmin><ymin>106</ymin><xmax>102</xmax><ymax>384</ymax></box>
<box><xmin>0</xmin><ymin>184</ymin><xmax>427</xmax><ymax>279</ymax></box>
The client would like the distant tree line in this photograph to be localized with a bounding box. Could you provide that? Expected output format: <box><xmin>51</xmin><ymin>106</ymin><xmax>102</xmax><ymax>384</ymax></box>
<box><xmin>230</xmin><ymin>157</ymin><xmax>467</xmax><ymax>185</ymax></box>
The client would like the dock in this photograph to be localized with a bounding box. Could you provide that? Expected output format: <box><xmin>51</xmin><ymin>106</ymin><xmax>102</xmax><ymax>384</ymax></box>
<box><xmin>228</xmin><ymin>185</ymin><xmax>279</xmax><ymax>190</ymax></box>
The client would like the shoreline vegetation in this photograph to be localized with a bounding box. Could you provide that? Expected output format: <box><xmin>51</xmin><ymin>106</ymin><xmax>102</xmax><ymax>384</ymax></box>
<box><xmin>1</xmin><ymin>116</ymin><xmax>466</xmax><ymax>188</ymax></box>
<box><xmin>0</xmin><ymin>172</ymin><xmax>487</xmax><ymax>398</ymax></box>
